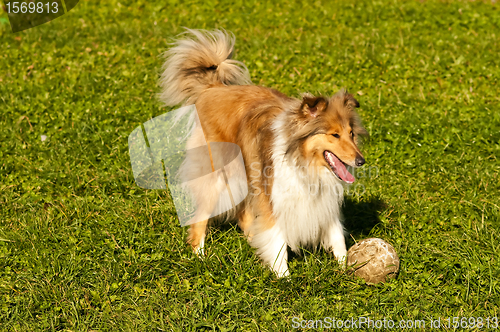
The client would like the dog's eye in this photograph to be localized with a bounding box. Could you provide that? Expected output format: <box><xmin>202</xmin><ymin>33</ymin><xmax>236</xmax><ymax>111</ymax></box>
<box><xmin>350</xmin><ymin>131</ymin><xmax>354</xmax><ymax>138</ymax></box>
<box><xmin>332</xmin><ymin>134</ymin><xmax>340</xmax><ymax>138</ymax></box>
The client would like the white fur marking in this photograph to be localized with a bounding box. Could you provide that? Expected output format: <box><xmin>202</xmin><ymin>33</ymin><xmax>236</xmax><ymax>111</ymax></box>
<box><xmin>195</xmin><ymin>236</ymin><xmax>205</xmax><ymax>257</ymax></box>
<box><xmin>250</xmin><ymin>225</ymin><xmax>289</xmax><ymax>278</ymax></box>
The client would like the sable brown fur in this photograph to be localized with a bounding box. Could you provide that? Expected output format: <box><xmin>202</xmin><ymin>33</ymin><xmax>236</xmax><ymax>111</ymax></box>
<box><xmin>160</xmin><ymin>29</ymin><xmax>367</xmax><ymax>277</ymax></box>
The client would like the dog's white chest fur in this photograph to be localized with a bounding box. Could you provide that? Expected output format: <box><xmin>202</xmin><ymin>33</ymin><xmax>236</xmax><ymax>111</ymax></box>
<box><xmin>270</xmin><ymin>117</ymin><xmax>345</xmax><ymax>252</ymax></box>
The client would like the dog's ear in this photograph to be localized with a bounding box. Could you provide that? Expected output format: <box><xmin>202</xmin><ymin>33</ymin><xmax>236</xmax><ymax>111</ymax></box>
<box><xmin>344</xmin><ymin>93</ymin><xmax>360</xmax><ymax>110</ymax></box>
<box><xmin>302</xmin><ymin>95</ymin><xmax>328</xmax><ymax>118</ymax></box>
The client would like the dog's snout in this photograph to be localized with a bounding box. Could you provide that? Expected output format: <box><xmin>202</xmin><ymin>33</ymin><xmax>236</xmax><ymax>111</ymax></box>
<box><xmin>355</xmin><ymin>156</ymin><xmax>365</xmax><ymax>167</ymax></box>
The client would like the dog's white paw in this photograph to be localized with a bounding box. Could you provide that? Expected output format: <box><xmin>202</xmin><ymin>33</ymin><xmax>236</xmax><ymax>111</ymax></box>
<box><xmin>275</xmin><ymin>268</ymin><xmax>290</xmax><ymax>279</ymax></box>
<box><xmin>272</xmin><ymin>262</ymin><xmax>290</xmax><ymax>278</ymax></box>
<box><xmin>195</xmin><ymin>246</ymin><xmax>205</xmax><ymax>257</ymax></box>
<box><xmin>193</xmin><ymin>237</ymin><xmax>205</xmax><ymax>257</ymax></box>
<box><xmin>336</xmin><ymin>254</ymin><xmax>347</xmax><ymax>270</ymax></box>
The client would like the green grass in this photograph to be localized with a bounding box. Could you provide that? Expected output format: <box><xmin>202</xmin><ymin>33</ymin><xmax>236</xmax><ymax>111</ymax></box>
<box><xmin>1</xmin><ymin>0</ymin><xmax>500</xmax><ymax>330</ymax></box>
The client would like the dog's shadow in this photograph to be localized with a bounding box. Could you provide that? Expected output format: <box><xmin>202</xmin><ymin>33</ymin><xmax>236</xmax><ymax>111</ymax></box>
<box><xmin>342</xmin><ymin>194</ymin><xmax>386</xmax><ymax>249</ymax></box>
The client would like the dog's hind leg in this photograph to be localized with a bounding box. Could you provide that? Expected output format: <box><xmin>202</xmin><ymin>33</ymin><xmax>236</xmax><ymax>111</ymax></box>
<box><xmin>188</xmin><ymin>217</ymin><xmax>209</xmax><ymax>255</ymax></box>
<box><xmin>237</xmin><ymin>206</ymin><xmax>255</xmax><ymax>240</ymax></box>
<box><xmin>185</xmin><ymin>168</ymin><xmax>231</xmax><ymax>255</ymax></box>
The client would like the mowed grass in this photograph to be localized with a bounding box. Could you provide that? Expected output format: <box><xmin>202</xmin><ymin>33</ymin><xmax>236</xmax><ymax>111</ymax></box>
<box><xmin>1</xmin><ymin>0</ymin><xmax>499</xmax><ymax>330</ymax></box>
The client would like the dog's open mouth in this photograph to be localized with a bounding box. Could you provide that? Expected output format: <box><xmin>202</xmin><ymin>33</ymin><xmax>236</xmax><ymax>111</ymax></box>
<box><xmin>324</xmin><ymin>151</ymin><xmax>355</xmax><ymax>184</ymax></box>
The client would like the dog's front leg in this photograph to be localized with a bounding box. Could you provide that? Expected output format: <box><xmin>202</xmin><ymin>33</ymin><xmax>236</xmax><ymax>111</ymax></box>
<box><xmin>321</xmin><ymin>220</ymin><xmax>347</xmax><ymax>268</ymax></box>
<box><xmin>250</xmin><ymin>220</ymin><xmax>289</xmax><ymax>278</ymax></box>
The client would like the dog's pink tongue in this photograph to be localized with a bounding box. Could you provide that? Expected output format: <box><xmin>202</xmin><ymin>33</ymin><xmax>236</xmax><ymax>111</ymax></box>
<box><xmin>327</xmin><ymin>152</ymin><xmax>355</xmax><ymax>184</ymax></box>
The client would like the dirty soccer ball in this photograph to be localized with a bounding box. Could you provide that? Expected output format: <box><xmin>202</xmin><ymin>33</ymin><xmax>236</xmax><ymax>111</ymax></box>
<box><xmin>347</xmin><ymin>238</ymin><xmax>400</xmax><ymax>284</ymax></box>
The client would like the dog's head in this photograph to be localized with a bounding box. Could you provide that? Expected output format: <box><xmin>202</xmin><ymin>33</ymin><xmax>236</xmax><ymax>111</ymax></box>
<box><xmin>286</xmin><ymin>90</ymin><xmax>368</xmax><ymax>183</ymax></box>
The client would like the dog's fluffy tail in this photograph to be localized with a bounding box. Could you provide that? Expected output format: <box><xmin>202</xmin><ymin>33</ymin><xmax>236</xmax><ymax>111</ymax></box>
<box><xmin>159</xmin><ymin>29</ymin><xmax>251</xmax><ymax>106</ymax></box>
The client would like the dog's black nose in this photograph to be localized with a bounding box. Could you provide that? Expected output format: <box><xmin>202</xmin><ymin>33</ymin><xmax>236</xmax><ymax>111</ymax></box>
<box><xmin>355</xmin><ymin>156</ymin><xmax>365</xmax><ymax>167</ymax></box>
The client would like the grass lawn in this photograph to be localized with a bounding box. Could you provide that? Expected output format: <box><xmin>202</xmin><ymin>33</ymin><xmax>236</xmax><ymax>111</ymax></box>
<box><xmin>1</xmin><ymin>0</ymin><xmax>499</xmax><ymax>330</ymax></box>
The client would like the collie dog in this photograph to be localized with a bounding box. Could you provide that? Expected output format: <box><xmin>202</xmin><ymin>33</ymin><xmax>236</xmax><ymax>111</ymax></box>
<box><xmin>159</xmin><ymin>29</ymin><xmax>367</xmax><ymax>277</ymax></box>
